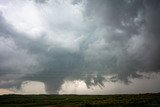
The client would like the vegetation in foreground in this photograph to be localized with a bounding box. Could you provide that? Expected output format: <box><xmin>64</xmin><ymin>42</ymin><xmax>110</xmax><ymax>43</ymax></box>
<box><xmin>0</xmin><ymin>93</ymin><xmax>160</xmax><ymax>107</ymax></box>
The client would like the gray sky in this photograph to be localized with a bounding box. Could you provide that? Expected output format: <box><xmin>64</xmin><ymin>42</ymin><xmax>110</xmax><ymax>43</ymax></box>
<box><xmin>0</xmin><ymin>0</ymin><xmax>160</xmax><ymax>94</ymax></box>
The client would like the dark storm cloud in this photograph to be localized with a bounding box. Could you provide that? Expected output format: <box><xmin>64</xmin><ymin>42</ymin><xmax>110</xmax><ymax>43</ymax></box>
<box><xmin>0</xmin><ymin>0</ymin><xmax>160</xmax><ymax>93</ymax></box>
<box><xmin>0</xmin><ymin>10</ymin><xmax>85</xmax><ymax>93</ymax></box>
<box><xmin>0</xmin><ymin>13</ymin><xmax>39</xmax><ymax>89</ymax></box>
<box><xmin>83</xmin><ymin>0</ymin><xmax>160</xmax><ymax>82</ymax></box>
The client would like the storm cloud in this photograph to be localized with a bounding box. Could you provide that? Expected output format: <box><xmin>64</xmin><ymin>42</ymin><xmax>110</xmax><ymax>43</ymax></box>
<box><xmin>0</xmin><ymin>0</ymin><xmax>160</xmax><ymax>94</ymax></box>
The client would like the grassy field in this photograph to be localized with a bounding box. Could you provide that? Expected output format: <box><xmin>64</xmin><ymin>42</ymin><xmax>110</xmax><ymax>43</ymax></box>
<box><xmin>0</xmin><ymin>93</ymin><xmax>160</xmax><ymax>107</ymax></box>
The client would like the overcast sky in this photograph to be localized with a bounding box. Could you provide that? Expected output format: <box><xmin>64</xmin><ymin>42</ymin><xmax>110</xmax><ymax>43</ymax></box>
<box><xmin>0</xmin><ymin>0</ymin><xmax>160</xmax><ymax>94</ymax></box>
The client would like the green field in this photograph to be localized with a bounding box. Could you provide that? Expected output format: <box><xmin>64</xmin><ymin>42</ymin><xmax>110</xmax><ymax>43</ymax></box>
<box><xmin>0</xmin><ymin>93</ymin><xmax>160</xmax><ymax>107</ymax></box>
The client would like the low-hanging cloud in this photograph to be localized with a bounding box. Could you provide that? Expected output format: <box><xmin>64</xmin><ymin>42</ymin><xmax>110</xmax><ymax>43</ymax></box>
<box><xmin>0</xmin><ymin>0</ymin><xmax>160</xmax><ymax>94</ymax></box>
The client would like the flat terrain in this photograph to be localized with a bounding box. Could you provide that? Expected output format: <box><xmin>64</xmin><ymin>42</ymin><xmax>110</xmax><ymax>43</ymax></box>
<box><xmin>0</xmin><ymin>93</ymin><xmax>160</xmax><ymax>107</ymax></box>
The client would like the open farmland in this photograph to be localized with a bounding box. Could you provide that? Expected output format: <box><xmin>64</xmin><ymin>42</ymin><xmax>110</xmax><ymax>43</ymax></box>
<box><xmin>0</xmin><ymin>93</ymin><xmax>160</xmax><ymax>107</ymax></box>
